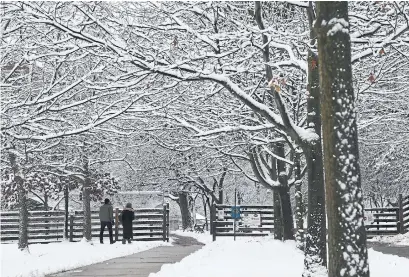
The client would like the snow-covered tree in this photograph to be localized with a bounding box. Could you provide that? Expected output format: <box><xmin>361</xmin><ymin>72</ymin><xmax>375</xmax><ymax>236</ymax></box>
<box><xmin>317</xmin><ymin>2</ymin><xmax>369</xmax><ymax>276</ymax></box>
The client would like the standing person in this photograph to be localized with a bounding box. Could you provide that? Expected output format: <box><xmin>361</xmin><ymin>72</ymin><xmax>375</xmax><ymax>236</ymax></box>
<box><xmin>99</xmin><ymin>198</ymin><xmax>115</xmax><ymax>244</ymax></box>
<box><xmin>120</xmin><ymin>203</ymin><xmax>135</xmax><ymax>244</ymax></box>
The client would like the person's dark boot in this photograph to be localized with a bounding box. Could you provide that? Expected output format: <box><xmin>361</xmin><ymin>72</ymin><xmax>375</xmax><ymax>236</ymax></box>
<box><xmin>122</xmin><ymin>239</ymin><xmax>126</xmax><ymax>244</ymax></box>
<box><xmin>127</xmin><ymin>239</ymin><xmax>132</xmax><ymax>244</ymax></box>
<box><xmin>110</xmin><ymin>241</ymin><xmax>116</xmax><ymax>244</ymax></box>
<box><xmin>100</xmin><ymin>241</ymin><xmax>104</xmax><ymax>244</ymax></box>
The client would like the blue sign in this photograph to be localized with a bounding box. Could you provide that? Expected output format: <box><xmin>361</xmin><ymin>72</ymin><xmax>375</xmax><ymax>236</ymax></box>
<box><xmin>231</xmin><ymin>206</ymin><xmax>241</xmax><ymax>219</ymax></box>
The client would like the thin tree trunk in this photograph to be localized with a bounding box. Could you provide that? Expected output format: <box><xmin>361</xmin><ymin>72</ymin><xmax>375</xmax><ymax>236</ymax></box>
<box><xmin>317</xmin><ymin>2</ymin><xmax>369</xmax><ymax>276</ymax></box>
<box><xmin>64</xmin><ymin>183</ymin><xmax>69</xmax><ymax>240</ymax></box>
<box><xmin>44</xmin><ymin>193</ymin><xmax>48</xmax><ymax>210</ymax></box>
<box><xmin>44</xmin><ymin>193</ymin><xmax>49</xmax><ymax>235</ymax></box>
<box><xmin>82</xmin><ymin>158</ymin><xmax>92</xmax><ymax>242</ymax></box>
<box><xmin>208</xmin><ymin>198</ymin><xmax>212</xmax><ymax>233</ymax></box>
<box><xmin>294</xmin><ymin>153</ymin><xmax>304</xmax><ymax>249</ymax></box>
<box><xmin>202</xmin><ymin>194</ymin><xmax>208</xmax><ymax>231</ymax></box>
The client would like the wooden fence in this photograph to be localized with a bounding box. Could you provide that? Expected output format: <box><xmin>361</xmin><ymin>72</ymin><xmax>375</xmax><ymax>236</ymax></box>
<box><xmin>364</xmin><ymin>193</ymin><xmax>409</xmax><ymax>238</ymax></box>
<box><xmin>1</xmin><ymin>204</ymin><xmax>170</xmax><ymax>244</ymax></box>
<box><xmin>211</xmin><ymin>204</ymin><xmax>274</xmax><ymax>241</ymax></box>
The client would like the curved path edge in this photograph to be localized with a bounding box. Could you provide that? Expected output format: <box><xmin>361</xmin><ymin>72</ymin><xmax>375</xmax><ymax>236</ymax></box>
<box><xmin>367</xmin><ymin>241</ymin><xmax>409</xmax><ymax>259</ymax></box>
<box><xmin>48</xmin><ymin>235</ymin><xmax>204</xmax><ymax>277</ymax></box>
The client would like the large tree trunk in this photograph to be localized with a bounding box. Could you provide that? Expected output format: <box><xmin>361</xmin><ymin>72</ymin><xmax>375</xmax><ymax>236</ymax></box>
<box><xmin>273</xmin><ymin>190</ymin><xmax>283</xmax><ymax>240</ymax></box>
<box><xmin>303</xmin><ymin>4</ymin><xmax>327</xmax><ymax>274</ymax></box>
<box><xmin>276</xmin><ymin>143</ymin><xmax>294</xmax><ymax>240</ymax></box>
<box><xmin>277</xmin><ymin>186</ymin><xmax>294</xmax><ymax>240</ymax></box>
<box><xmin>178</xmin><ymin>191</ymin><xmax>193</xmax><ymax>230</ymax></box>
<box><xmin>82</xmin><ymin>158</ymin><xmax>92</xmax><ymax>242</ymax></box>
<box><xmin>303</xmin><ymin>147</ymin><xmax>327</xmax><ymax>271</ymax></box>
<box><xmin>18</xmin><ymin>179</ymin><xmax>29</xmax><ymax>250</ymax></box>
<box><xmin>9</xmin><ymin>151</ymin><xmax>28</xmax><ymax>250</ymax></box>
<box><xmin>317</xmin><ymin>2</ymin><xmax>369</xmax><ymax>277</ymax></box>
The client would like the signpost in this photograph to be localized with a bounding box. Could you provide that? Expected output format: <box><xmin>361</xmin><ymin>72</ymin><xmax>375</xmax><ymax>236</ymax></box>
<box><xmin>232</xmin><ymin>188</ymin><xmax>241</xmax><ymax>241</ymax></box>
<box><xmin>242</xmin><ymin>212</ymin><xmax>261</xmax><ymax>228</ymax></box>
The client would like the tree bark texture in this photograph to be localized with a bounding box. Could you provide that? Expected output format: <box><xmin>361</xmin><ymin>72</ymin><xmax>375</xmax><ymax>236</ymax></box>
<box><xmin>64</xmin><ymin>184</ymin><xmax>69</xmax><ymax>239</ymax></box>
<box><xmin>294</xmin><ymin>154</ymin><xmax>304</xmax><ymax>249</ymax></box>
<box><xmin>277</xmin><ymin>186</ymin><xmax>294</xmax><ymax>240</ymax></box>
<box><xmin>276</xmin><ymin>143</ymin><xmax>294</xmax><ymax>240</ymax></box>
<box><xmin>82</xmin><ymin>158</ymin><xmax>92</xmax><ymax>242</ymax></box>
<box><xmin>178</xmin><ymin>191</ymin><xmax>193</xmax><ymax>230</ymax></box>
<box><xmin>317</xmin><ymin>2</ymin><xmax>369</xmax><ymax>277</ymax></box>
<box><xmin>273</xmin><ymin>190</ymin><xmax>283</xmax><ymax>240</ymax></box>
<box><xmin>18</xmin><ymin>179</ymin><xmax>29</xmax><ymax>250</ymax></box>
<box><xmin>9</xmin><ymin>151</ymin><xmax>29</xmax><ymax>250</ymax></box>
<box><xmin>202</xmin><ymin>195</ymin><xmax>209</xmax><ymax>231</ymax></box>
<box><xmin>303</xmin><ymin>4</ymin><xmax>328</xmax><ymax>273</ymax></box>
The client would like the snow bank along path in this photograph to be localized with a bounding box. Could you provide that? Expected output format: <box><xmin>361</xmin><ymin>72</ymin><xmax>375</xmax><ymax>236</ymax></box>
<box><xmin>0</xmin><ymin>239</ymin><xmax>169</xmax><ymax>277</ymax></box>
<box><xmin>148</xmin><ymin>235</ymin><xmax>409</xmax><ymax>277</ymax></box>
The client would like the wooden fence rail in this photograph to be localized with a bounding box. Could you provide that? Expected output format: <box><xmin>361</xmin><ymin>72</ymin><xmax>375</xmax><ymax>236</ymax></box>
<box><xmin>364</xmin><ymin>193</ymin><xmax>409</xmax><ymax>238</ymax></box>
<box><xmin>211</xmin><ymin>204</ymin><xmax>274</xmax><ymax>241</ymax></box>
<box><xmin>0</xmin><ymin>204</ymin><xmax>170</xmax><ymax>244</ymax></box>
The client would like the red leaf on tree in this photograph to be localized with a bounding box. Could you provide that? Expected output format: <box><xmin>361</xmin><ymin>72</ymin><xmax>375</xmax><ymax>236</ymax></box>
<box><xmin>379</xmin><ymin>48</ymin><xmax>385</xmax><ymax>55</ymax></box>
<box><xmin>311</xmin><ymin>59</ymin><xmax>317</xmax><ymax>69</ymax></box>
<box><xmin>368</xmin><ymin>73</ymin><xmax>376</xmax><ymax>83</ymax></box>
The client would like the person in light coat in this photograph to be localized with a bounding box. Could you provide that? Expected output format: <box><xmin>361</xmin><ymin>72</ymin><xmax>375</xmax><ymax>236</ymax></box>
<box><xmin>99</xmin><ymin>198</ymin><xmax>115</xmax><ymax>244</ymax></box>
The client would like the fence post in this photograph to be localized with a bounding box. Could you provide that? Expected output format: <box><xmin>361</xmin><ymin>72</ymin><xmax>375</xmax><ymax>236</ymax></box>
<box><xmin>212</xmin><ymin>204</ymin><xmax>216</xmax><ymax>241</ymax></box>
<box><xmin>163</xmin><ymin>204</ymin><xmax>167</xmax><ymax>242</ymax></box>
<box><xmin>166</xmin><ymin>203</ymin><xmax>170</xmax><ymax>242</ymax></box>
<box><xmin>115</xmin><ymin>208</ymin><xmax>119</xmax><ymax>242</ymax></box>
<box><xmin>398</xmin><ymin>194</ymin><xmax>404</xmax><ymax>234</ymax></box>
<box><xmin>69</xmin><ymin>215</ymin><xmax>74</xmax><ymax>242</ymax></box>
<box><xmin>376</xmin><ymin>213</ymin><xmax>379</xmax><ymax>235</ymax></box>
<box><xmin>209</xmin><ymin>204</ymin><xmax>213</xmax><ymax>235</ymax></box>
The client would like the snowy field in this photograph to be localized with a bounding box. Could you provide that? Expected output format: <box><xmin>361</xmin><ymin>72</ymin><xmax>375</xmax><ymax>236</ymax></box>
<box><xmin>369</xmin><ymin>232</ymin><xmax>409</xmax><ymax>246</ymax></box>
<box><xmin>0</xmin><ymin>239</ymin><xmax>170</xmax><ymax>277</ymax></box>
<box><xmin>150</xmin><ymin>234</ymin><xmax>409</xmax><ymax>277</ymax></box>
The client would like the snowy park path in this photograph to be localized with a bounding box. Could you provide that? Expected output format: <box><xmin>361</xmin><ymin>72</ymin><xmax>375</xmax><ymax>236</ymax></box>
<box><xmin>368</xmin><ymin>242</ymin><xmax>409</xmax><ymax>259</ymax></box>
<box><xmin>47</xmin><ymin>235</ymin><xmax>204</xmax><ymax>277</ymax></box>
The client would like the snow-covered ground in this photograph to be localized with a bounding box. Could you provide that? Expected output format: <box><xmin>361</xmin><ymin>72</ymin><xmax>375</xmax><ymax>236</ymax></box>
<box><xmin>149</xmin><ymin>235</ymin><xmax>409</xmax><ymax>277</ymax></box>
<box><xmin>172</xmin><ymin>230</ymin><xmax>213</xmax><ymax>244</ymax></box>
<box><xmin>0</xmin><ymin>239</ymin><xmax>170</xmax><ymax>277</ymax></box>
<box><xmin>369</xmin><ymin>232</ymin><xmax>409</xmax><ymax>246</ymax></box>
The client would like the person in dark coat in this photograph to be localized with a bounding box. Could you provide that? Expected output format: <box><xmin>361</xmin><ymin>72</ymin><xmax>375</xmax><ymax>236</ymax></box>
<box><xmin>99</xmin><ymin>198</ymin><xmax>115</xmax><ymax>244</ymax></box>
<box><xmin>121</xmin><ymin>203</ymin><xmax>135</xmax><ymax>244</ymax></box>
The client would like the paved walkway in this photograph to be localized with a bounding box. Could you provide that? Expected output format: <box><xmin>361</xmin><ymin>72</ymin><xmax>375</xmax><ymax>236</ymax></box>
<box><xmin>368</xmin><ymin>241</ymin><xmax>409</xmax><ymax>259</ymax></box>
<box><xmin>48</xmin><ymin>235</ymin><xmax>204</xmax><ymax>277</ymax></box>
